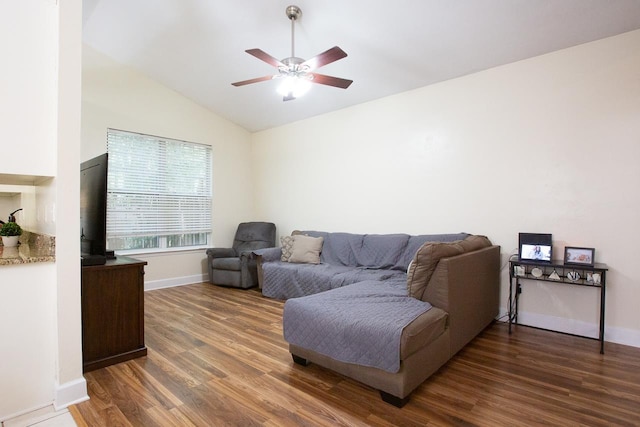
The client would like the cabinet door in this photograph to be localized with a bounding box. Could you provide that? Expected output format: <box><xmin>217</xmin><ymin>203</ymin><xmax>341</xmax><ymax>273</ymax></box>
<box><xmin>82</xmin><ymin>264</ymin><xmax>144</xmax><ymax>363</ymax></box>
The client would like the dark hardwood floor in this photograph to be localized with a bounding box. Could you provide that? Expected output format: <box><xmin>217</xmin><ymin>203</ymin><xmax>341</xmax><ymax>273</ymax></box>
<box><xmin>71</xmin><ymin>282</ymin><xmax>640</xmax><ymax>426</ymax></box>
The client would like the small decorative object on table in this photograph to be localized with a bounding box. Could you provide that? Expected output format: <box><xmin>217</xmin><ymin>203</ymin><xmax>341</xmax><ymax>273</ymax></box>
<box><xmin>531</xmin><ymin>267</ymin><xmax>543</xmax><ymax>278</ymax></box>
<box><xmin>564</xmin><ymin>246</ymin><xmax>595</xmax><ymax>266</ymax></box>
<box><xmin>566</xmin><ymin>270</ymin><xmax>581</xmax><ymax>282</ymax></box>
<box><xmin>513</xmin><ymin>265</ymin><xmax>525</xmax><ymax>277</ymax></box>
<box><xmin>0</xmin><ymin>222</ymin><xmax>22</xmax><ymax>248</ymax></box>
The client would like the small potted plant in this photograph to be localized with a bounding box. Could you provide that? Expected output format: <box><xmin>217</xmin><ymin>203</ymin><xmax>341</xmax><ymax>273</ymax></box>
<box><xmin>0</xmin><ymin>222</ymin><xmax>22</xmax><ymax>247</ymax></box>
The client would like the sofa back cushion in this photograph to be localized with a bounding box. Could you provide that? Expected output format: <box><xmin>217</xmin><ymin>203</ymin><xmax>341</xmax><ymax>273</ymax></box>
<box><xmin>300</xmin><ymin>232</ymin><xmax>409</xmax><ymax>268</ymax></box>
<box><xmin>407</xmin><ymin>235</ymin><xmax>491</xmax><ymax>300</ymax></box>
<box><xmin>298</xmin><ymin>230</ymin><xmax>471</xmax><ymax>271</ymax></box>
<box><xmin>357</xmin><ymin>234</ymin><xmax>409</xmax><ymax>268</ymax></box>
<box><xmin>393</xmin><ymin>233</ymin><xmax>469</xmax><ymax>271</ymax></box>
<box><xmin>317</xmin><ymin>232</ymin><xmax>359</xmax><ymax>266</ymax></box>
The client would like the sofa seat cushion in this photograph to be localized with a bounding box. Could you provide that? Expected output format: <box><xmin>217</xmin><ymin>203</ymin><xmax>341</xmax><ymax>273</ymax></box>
<box><xmin>261</xmin><ymin>261</ymin><xmax>355</xmax><ymax>299</ymax></box>
<box><xmin>329</xmin><ymin>269</ymin><xmax>406</xmax><ymax>289</ymax></box>
<box><xmin>211</xmin><ymin>257</ymin><xmax>241</xmax><ymax>271</ymax></box>
<box><xmin>400</xmin><ymin>306</ymin><xmax>448</xmax><ymax>360</ymax></box>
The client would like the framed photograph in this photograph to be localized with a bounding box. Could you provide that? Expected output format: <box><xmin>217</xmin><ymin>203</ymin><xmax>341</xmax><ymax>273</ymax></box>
<box><xmin>519</xmin><ymin>233</ymin><xmax>552</xmax><ymax>262</ymax></box>
<box><xmin>564</xmin><ymin>246</ymin><xmax>595</xmax><ymax>266</ymax></box>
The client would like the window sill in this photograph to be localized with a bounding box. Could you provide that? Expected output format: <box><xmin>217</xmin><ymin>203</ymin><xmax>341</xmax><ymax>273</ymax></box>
<box><xmin>115</xmin><ymin>246</ymin><xmax>207</xmax><ymax>257</ymax></box>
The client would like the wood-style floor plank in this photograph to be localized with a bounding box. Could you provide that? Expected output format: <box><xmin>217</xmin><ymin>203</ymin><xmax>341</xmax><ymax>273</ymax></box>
<box><xmin>72</xmin><ymin>282</ymin><xmax>640</xmax><ymax>426</ymax></box>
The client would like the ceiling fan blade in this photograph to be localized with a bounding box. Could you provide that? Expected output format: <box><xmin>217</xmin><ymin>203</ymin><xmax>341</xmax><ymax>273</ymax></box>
<box><xmin>309</xmin><ymin>73</ymin><xmax>353</xmax><ymax>89</ymax></box>
<box><xmin>302</xmin><ymin>46</ymin><xmax>347</xmax><ymax>70</ymax></box>
<box><xmin>245</xmin><ymin>49</ymin><xmax>284</xmax><ymax>68</ymax></box>
<box><xmin>231</xmin><ymin>75</ymin><xmax>274</xmax><ymax>87</ymax></box>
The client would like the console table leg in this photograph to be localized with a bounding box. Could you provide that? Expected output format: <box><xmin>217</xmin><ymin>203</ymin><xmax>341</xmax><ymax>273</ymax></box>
<box><xmin>600</xmin><ymin>273</ymin><xmax>606</xmax><ymax>354</ymax></box>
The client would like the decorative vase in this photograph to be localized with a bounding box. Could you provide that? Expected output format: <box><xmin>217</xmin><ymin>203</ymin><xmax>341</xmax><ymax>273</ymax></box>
<box><xmin>2</xmin><ymin>235</ymin><xmax>19</xmax><ymax>248</ymax></box>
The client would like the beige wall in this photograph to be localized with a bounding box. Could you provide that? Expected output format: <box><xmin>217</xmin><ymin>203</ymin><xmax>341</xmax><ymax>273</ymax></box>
<box><xmin>251</xmin><ymin>30</ymin><xmax>640</xmax><ymax>346</ymax></box>
<box><xmin>81</xmin><ymin>45</ymin><xmax>255</xmax><ymax>285</ymax></box>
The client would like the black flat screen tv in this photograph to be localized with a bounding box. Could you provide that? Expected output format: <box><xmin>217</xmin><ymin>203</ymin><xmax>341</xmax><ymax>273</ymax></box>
<box><xmin>80</xmin><ymin>153</ymin><xmax>108</xmax><ymax>266</ymax></box>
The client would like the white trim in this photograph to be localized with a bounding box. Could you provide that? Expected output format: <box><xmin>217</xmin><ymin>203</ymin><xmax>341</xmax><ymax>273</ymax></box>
<box><xmin>54</xmin><ymin>377</ymin><xmax>89</xmax><ymax>410</ymax></box>
<box><xmin>116</xmin><ymin>246</ymin><xmax>208</xmax><ymax>257</ymax></box>
<box><xmin>144</xmin><ymin>273</ymin><xmax>208</xmax><ymax>291</ymax></box>
<box><xmin>498</xmin><ymin>308</ymin><xmax>640</xmax><ymax>348</ymax></box>
<box><xmin>1</xmin><ymin>404</ymin><xmax>51</xmax><ymax>424</ymax></box>
<box><xmin>2</xmin><ymin>405</ymin><xmax>69</xmax><ymax>426</ymax></box>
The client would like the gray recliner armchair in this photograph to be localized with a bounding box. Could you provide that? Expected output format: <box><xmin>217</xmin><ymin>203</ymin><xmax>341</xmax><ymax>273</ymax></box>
<box><xmin>206</xmin><ymin>222</ymin><xmax>276</xmax><ymax>289</ymax></box>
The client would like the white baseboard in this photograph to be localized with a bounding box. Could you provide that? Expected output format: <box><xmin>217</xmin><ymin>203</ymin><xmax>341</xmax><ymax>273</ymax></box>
<box><xmin>1</xmin><ymin>378</ymin><xmax>88</xmax><ymax>424</ymax></box>
<box><xmin>497</xmin><ymin>308</ymin><xmax>640</xmax><ymax>349</ymax></box>
<box><xmin>2</xmin><ymin>405</ymin><xmax>69</xmax><ymax>427</ymax></box>
<box><xmin>144</xmin><ymin>273</ymin><xmax>207</xmax><ymax>291</ymax></box>
<box><xmin>54</xmin><ymin>377</ymin><xmax>89</xmax><ymax>410</ymax></box>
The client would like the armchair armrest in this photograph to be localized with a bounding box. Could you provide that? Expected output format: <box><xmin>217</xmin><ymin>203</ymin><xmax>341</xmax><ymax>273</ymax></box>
<box><xmin>206</xmin><ymin>247</ymin><xmax>237</xmax><ymax>259</ymax></box>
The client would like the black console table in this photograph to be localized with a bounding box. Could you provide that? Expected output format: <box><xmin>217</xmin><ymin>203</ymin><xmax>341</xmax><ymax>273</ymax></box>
<box><xmin>508</xmin><ymin>256</ymin><xmax>608</xmax><ymax>354</ymax></box>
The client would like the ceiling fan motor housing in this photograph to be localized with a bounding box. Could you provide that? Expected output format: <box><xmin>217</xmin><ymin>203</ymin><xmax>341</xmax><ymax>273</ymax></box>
<box><xmin>285</xmin><ymin>5</ymin><xmax>302</xmax><ymax>21</ymax></box>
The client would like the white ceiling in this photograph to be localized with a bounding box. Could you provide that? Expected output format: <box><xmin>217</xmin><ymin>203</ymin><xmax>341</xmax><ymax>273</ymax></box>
<box><xmin>82</xmin><ymin>0</ymin><xmax>640</xmax><ymax>133</ymax></box>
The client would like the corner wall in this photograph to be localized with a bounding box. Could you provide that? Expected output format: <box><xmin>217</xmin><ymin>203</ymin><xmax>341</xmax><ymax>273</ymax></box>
<box><xmin>251</xmin><ymin>30</ymin><xmax>640</xmax><ymax>346</ymax></box>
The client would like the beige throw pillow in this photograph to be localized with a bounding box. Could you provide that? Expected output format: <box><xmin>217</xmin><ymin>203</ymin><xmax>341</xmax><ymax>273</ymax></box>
<box><xmin>288</xmin><ymin>235</ymin><xmax>324</xmax><ymax>264</ymax></box>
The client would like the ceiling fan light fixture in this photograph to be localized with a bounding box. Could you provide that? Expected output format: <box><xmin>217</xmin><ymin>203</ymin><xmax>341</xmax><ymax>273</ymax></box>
<box><xmin>277</xmin><ymin>75</ymin><xmax>312</xmax><ymax>98</ymax></box>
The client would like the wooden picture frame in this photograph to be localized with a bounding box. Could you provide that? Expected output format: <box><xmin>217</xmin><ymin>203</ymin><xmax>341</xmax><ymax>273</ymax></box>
<box><xmin>564</xmin><ymin>246</ymin><xmax>595</xmax><ymax>267</ymax></box>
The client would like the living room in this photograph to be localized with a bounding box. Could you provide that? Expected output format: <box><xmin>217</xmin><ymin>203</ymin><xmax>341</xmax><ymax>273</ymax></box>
<box><xmin>81</xmin><ymin>8</ymin><xmax>640</xmax><ymax>347</ymax></box>
<box><xmin>2</xmin><ymin>1</ymin><xmax>640</xmax><ymax>425</ymax></box>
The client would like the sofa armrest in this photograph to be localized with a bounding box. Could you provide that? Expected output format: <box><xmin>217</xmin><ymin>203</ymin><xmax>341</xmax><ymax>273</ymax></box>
<box><xmin>252</xmin><ymin>247</ymin><xmax>283</xmax><ymax>289</ymax></box>
<box><xmin>253</xmin><ymin>246</ymin><xmax>282</xmax><ymax>262</ymax></box>
<box><xmin>423</xmin><ymin>245</ymin><xmax>500</xmax><ymax>355</ymax></box>
<box><xmin>206</xmin><ymin>247</ymin><xmax>237</xmax><ymax>259</ymax></box>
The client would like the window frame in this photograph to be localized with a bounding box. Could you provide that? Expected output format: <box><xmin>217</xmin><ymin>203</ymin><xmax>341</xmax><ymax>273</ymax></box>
<box><xmin>106</xmin><ymin>128</ymin><xmax>212</xmax><ymax>255</ymax></box>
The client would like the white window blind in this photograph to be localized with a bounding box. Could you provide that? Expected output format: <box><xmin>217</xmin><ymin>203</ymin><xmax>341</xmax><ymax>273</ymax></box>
<box><xmin>106</xmin><ymin>129</ymin><xmax>212</xmax><ymax>252</ymax></box>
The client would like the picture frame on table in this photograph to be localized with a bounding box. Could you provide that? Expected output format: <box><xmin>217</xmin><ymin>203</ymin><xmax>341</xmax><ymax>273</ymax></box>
<box><xmin>564</xmin><ymin>246</ymin><xmax>595</xmax><ymax>267</ymax></box>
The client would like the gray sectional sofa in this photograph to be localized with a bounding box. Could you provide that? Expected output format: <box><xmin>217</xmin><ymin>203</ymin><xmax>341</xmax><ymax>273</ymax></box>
<box><xmin>255</xmin><ymin>231</ymin><xmax>500</xmax><ymax>407</ymax></box>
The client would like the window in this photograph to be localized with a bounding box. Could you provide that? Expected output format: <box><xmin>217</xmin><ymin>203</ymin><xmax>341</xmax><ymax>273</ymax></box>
<box><xmin>106</xmin><ymin>129</ymin><xmax>212</xmax><ymax>253</ymax></box>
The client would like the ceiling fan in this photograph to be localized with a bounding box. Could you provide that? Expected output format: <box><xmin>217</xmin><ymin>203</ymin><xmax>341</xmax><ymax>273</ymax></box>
<box><xmin>231</xmin><ymin>5</ymin><xmax>353</xmax><ymax>101</ymax></box>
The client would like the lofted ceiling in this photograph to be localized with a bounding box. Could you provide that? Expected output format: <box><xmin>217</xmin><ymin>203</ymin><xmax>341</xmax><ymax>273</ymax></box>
<box><xmin>82</xmin><ymin>1</ymin><xmax>640</xmax><ymax>133</ymax></box>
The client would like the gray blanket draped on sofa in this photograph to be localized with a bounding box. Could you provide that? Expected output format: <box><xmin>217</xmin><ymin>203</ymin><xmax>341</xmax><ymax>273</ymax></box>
<box><xmin>283</xmin><ymin>279</ymin><xmax>432</xmax><ymax>373</ymax></box>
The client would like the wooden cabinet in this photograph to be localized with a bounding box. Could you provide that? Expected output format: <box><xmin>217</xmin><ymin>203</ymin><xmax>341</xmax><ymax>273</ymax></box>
<box><xmin>81</xmin><ymin>256</ymin><xmax>147</xmax><ymax>372</ymax></box>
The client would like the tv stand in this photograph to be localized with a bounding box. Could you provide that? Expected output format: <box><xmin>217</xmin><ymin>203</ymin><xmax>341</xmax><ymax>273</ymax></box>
<box><xmin>80</xmin><ymin>254</ymin><xmax>106</xmax><ymax>266</ymax></box>
<box><xmin>81</xmin><ymin>256</ymin><xmax>147</xmax><ymax>372</ymax></box>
